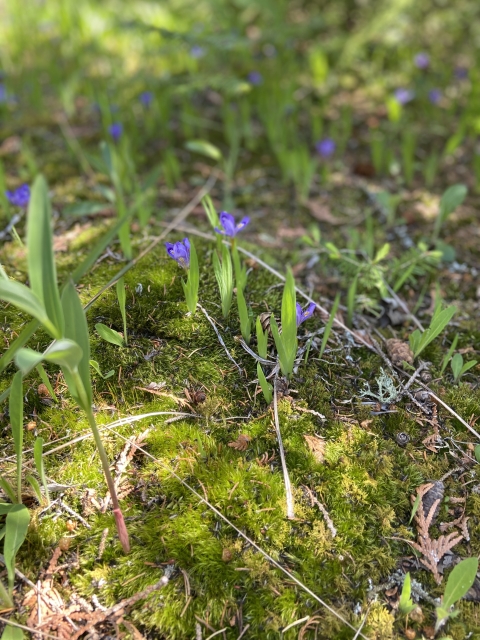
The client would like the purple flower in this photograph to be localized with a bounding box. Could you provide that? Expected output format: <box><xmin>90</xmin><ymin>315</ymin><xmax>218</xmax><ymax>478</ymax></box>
<box><xmin>296</xmin><ymin>303</ymin><xmax>316</xmax><ymax>327</ymax></box>
<box><xmin>0</xmin><ymin>83</ymin><xmax>6</xmax><ymax>104</ymax></box>
<box><xmin>454</xmin><ymin>66</ymin><xmax>468</xmax><ymax>80</ymax></box>
<box><xmin>315</xmin><ymin>138</ymin><xmax>336</xmax><ymax>158</ymax></box>
<box><xmin>190</xmin><ymin>45</ymin><xmax>205</xmax><ymax>59</ymax></box>
<box><xmin>247</xmin><ymin>71</ymin><xmax>263</xmax><ymax>86</ymax></box>
<box><xmin>165</xmin><ymin>238</ymin><xmax>190</xmax><ymax>269</ymax></box>
<box><xmin>5</xmin><ymin>184</ymin><xmax>30</xmax><ymax>208</ymax></box>
<box><xmin>394</xmin><ymin>88</ymin><xmax>414</xmax><ymax>105</ymax></box>
<box><xmin>109</xmin><ymin>122</ymin><xmax>123</xmax><ymax>142</ymax></box>
<box><xmin>414</xmin><ymin>52</ymin><xmax>430</xmax><ymax>69</ymax></box>
<box><xmin>428</xmin><ymin>88</ymin><xmax>442</xmax><ymax>105</ymax></box>
<box><xmin>215</xmin><ymin>212</ymin><xmax>250</xmax><ymax>237</ymax></box>
<box><xmin>139</xmin><ymin>91</ymin><xmax>153</xmax><ymax>107</ymax></box>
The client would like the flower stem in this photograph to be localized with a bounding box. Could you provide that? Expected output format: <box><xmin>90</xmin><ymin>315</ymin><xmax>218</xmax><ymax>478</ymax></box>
<box><xmin>73</xmin><ymin>371</ymin><xmax>130</xmax><ymax>553</ymax></box>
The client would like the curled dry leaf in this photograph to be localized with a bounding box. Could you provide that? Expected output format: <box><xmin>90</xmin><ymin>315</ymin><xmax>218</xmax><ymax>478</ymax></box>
<box><xmin>386</xmin><ymin>338</ymin><xmax>414</xmax><ymax>367</ymax></box>
<box><xmin>304</xmin><ymin>434</ymin><xmax>326</xmax><ymax>463</ymax></box>
<box><xmin>38</xmin><ymin>383</ymin><xmax>51</xmax><ymax>398</ymax></box>
<box><xmin>228</xmin><ymin>434</ymin><xmax>252</xmax><ymax>452</ymax></box>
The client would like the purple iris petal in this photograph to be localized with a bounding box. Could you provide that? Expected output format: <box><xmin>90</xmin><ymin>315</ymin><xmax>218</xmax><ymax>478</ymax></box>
<box><xmin>315</xmin><ymin>138</ymin><xmax>336</xmax><ymax>158</ymax></box>
<box><xmin>5</xmin><ymin>184</ymin><xmax>30</xmax><ymax>208</ymax></box>
<box><xmin>109</xmin><ymin>122</ymin><xmax>123</xmax><ymax>142</ymax></box>
<box><xmin>296</xmin><ymin>302</ymin><xmax>316</xmax><ymax>327</ymax></box>
<box><xmin>394</xmin><ymin>88</ymin><xmax>414</xmax><ymax>105</ymax></box>
<box><xmin>248</xmin><ymin>71</ymin><xmax>263</xmax><ymax>86</ymax></box>
<box><xmin>414</xmin><ymin>52</ymin><xmax>430</xmax><ymax>69</ymax></box>
<box><xmin>139</xmin><ymin>91</ymin><xmax>153</xmax><ymax>107</ymax></box>
<box><xmin>454</xmin><ymin>66</ymin><xmax>468</xmax><ymax>80</ymax></box>
<box><xmin>190</xmin><ymin>45</ymin><xmax>205</xmax><ymax>59</ymax></box>
<box><xmin>165</xmin><ymin>238</ymin><xmax>190</xmax><ymax>269</ymax></box>
<box><xmin>428</xmin><ymin>88</ymin><xmax>441</xmax><ymax>105</ymax></box>
<box><xmin>215</xmin><ymin>212</ymin><xmax>250</xmax><ymax>237</ymax></box>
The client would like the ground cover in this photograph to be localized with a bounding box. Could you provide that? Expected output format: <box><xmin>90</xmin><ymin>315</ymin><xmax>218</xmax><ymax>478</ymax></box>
<box><xmin>0</xmin><ymin>1</ymin><xmax>480</xmax><ymax>638</ymax></box>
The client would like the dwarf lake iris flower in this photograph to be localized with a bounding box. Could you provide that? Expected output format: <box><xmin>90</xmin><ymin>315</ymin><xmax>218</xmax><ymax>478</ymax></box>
<box><xmin>190</xmin><ymin>45</ymin><xmax>205</xmax><ymax>59</ymax></box>
<box><xmin>248</xmin><ymin>71</ymin><xmax>263</xmax><ymax>86</ymax></box>
<box><xmin>394</xmin><ymin>88</ymin><xmax>414</xmax><ymax>105</ymax></box>
<box><xmin>109</xmin><ymin>122</ymin><xmax>123</xmax><ymax>142</ymax></box>
<box><xmin>428</xmin><ymin>88</ymin><xmax>442</xmax><ymax>105</ymax></box>
<box><xmin>414</xmin><ymin>52</ymin><xmax>430</xmax><ymax>69</ymax></box>
<box><xmin>215</xmin><ymin>212</ymin><xmax>250</xmax><ymax>237</ymax></box>
<box><xmin>315</xmin><ymin>138</ymin><xmax>336</xmax><ymax>158</ymax></box>
<box><xmin>296</xmin><ymin>302</ymin><xmax>316</xmax><ymax>327</ymax></box>
<box><xmin>6</xmin><ymin>184</ymin><xmax>30</xmax><ymax>208</ymax></box>
<box><xmin>139</xmin><ymin>91</ymin><xmax>153</xmax><ymax>107</ymax></box>
<box><xmin>454</xmin><ymin>66</ymin><xmax>468</xmax><ymax>80</ymax></box>
<box><xmin>165</xmin><ymin>238</ymin><xmax>190</xmax><ymax>269</ymax></box>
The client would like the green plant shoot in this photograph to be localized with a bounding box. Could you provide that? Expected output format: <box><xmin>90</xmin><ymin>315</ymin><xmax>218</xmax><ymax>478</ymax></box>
<box><xmin>182</xmin><ymin>238</ymin><xmax>199</xmax><ymax>315</ymax></box>
<box><xmin>213</xmin><ymin>244</ymin><xmax>234</xmax><ymax>318</ymax></box>
<box><xmin>435</xmin><ymin>557</ymin><xmax>479</xmax><ymax>632</ymax></box>
<box><xmin>116</xmin><ymin>277</ymin><xmax>128</xmax><ymax>346</ymax></box>
<box><xmin>236</xmin><ymin>283</ymin><xmax>251</xmax><ymax>344</ymax></box>
<box><xmin>451</xmin><ymin>353</ymin><xmax>477</xmax><ymax>383</ymax></box>
<box><xmin>256</xmin><ymin>317</ymin><xmax>268</xmax><ymax>359</ymax></box>
<box><xmin>270</xmin><ymin>268</ymin><xmax>298</xmax><ymax>378</ymax></box>
<box><xmin>257</xmin><ymin>363</ymin><xmax>273</xmax><ymax>403</ymax></box>
<box><xmin>409</xmin><ymin>305</ymin><xmax>456</xmax><ymax>359</ymax></box>
<box><xmin>33</xmin><ymin>437</ymin><xmax>50</xmax><ymax>506</ymax></box>
<box><xmin>398</xmin><ymin>572</ymin><xmax>417</xmax><ymax>615</ymax></box>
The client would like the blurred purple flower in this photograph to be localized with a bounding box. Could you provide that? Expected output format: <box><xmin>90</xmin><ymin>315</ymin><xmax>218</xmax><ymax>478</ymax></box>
<box><xmin>296</xmin><ymin>302</ymin><xmax>316</xmax><ymax>327</ymax></box>
<box><xmin>247</xmin><ymin>71</ymin><xmax>263</xmax><ymax>86</ymax></box>
<box><xmin>414</xmin><ymin>52</ymin><xmax>430</xmax><ymax>69</ymax></box>
<box><xmin>165</xmin><ymin>238</ymin><xmax>190</xmax><ymax>269</ymax></box>
<box><xmin>109</xmin><ymin>122</ymin><xmax>123</xmax><ymax>142</ymax></box>
<box><xmin>139</xmin><ymin>91</ymin><xmax>153</xmax><ymax>107</ymax></box>
<box><xmin>6</xmin><ymin>184</ymin><xmax>30</xmax><ymax>208</ymax></box>
<box><xmin>394</xmin><ymin>88</ymin><xmax>414</xmax><ymax>105</ymax></box>
<box><xmin>190</xmin><ymin>45</ymin><xmax>205</xmax><ymax>59</ymax></box>
<box><xmin>315</xmin><ymin>138</ymin><xmax>336</xmax><ymax>158</ymax></box>
<box><xmin>0</xmin><ymin>84</ymin><xmax>6</xmax><ymax>103</ymax></box>
<box><xmin>428</xmin><ymin>88</ymin><xmax>442</xmax><ymax>105</ymax></box>
<box><xmin>454</xmin><ymin>66</ymin><xmax>468</xmax><ymax>80</ymax></box>
<box><xmin>215</xmin><ymin>212</ymin><xmax>250</xmax><ymax>237</ymax></box>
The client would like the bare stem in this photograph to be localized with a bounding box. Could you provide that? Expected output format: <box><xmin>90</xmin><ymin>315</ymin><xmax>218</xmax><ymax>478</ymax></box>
<box><xmin>273</xmin><ymin>377</ymin><xmax>295</xmax><ymax>519</ymax></box>
<box><xmin>73</xmin><ymin>371</ymin><xmax>130</xmax><ymax>553</ymax></box>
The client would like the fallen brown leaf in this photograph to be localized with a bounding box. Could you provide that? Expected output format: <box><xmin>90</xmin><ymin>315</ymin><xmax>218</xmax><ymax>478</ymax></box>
<box><xmin>228</xmin><ymin>434</ymin><xmax>252</xmax><ymax>452</ymax></box>
<box><xmin>304</xmin><ymin>435</ymin><xmax>326</xmax><ymax>463</ymax></box>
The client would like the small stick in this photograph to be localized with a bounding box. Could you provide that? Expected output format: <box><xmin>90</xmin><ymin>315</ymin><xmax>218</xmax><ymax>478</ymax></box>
<box><xmin>273</xmin><ymin>377</ymin><xmax>295</xmax><ymax>519</ymax></box>
<box><xmin>303</xmin><ymin>486</ymin><xmax>337</xmax><ymax>538</ymax></box>
<box><xmin>402</xmin><ymin>362</ymin><xmax>428</xmax><ymax>392</ymax></box>
<box><xmin>58</xmin><ymin>500</ymin><xmax>91</xmax><ymax>529</ymax></box>
<box><xmin>385</xmin><ymin>283</ymin><xmax>425</xmax><ymax>331</ymax></box>
<box><xmin>97</xmin><ymin>528</ymin><xmax>109</xmax><ymax>560</ymax></box>
<box><xmin>197</xmin><ymin>304</ymin><xmax>243</xmax><ymax>376</ymax></box>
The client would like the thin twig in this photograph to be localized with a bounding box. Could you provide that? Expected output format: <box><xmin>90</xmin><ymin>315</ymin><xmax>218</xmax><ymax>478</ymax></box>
<box><xmin>197</xmin><ymin>304</ymin><xmax>243</xmax><ymax>376</ymax></box>
<box><xmin>402</xmin><ymin>362</ymin><xmax>428</xmax><ymax>392</ymax></box>
<box><xmin>303</xmin><ymin>486</ymin><xmax>337</xmax><ymax>538</ymax></box>
<box><xmin>352</xmin><ymin>602</ymin><xmax>372</xmax><ymax>640</ymax></box>
<box><xmin>58</xmin><ymin>500</ymin><xmax>92</xmax><ymax>529</ymax></box>
<box><xmin>385</xmin><ymin>283</ymin><xmax>425</xmax><ymax>331</ymax></box>
<box><xmin>205</xmin><ymin>628</ymin><xmax>229</xmax><ymax>640</ymax></box>
<box><xmin>0</xmin><ymin>617</ymin><xmax>59</xmax><ymax>640</ymax></box>
<box><xmin>273</xmin><ymin>376</ymin><xmax>294</xmax><ymax>519</ymax></box>
<box><xmin>281</xmin><ymin>616</ymin><xmax>310</xmax><ymax>634</ymax></box>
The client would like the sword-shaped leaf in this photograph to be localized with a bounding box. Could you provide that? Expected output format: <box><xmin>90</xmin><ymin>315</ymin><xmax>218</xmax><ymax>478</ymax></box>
<box><xmin>26</xmin><ymin>175</ymin><xmax>64</xmax><ymax>336</ymax></box>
